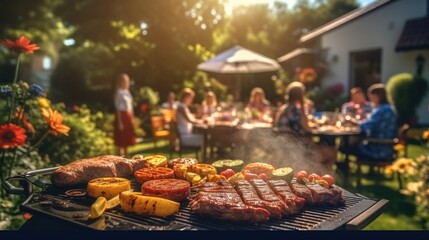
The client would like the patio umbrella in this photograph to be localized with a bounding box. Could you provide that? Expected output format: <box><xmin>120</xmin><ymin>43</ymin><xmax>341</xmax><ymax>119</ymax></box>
<box><xmin>197</xmin><ymin>45</ymin><xmax>280</xmax><ymax>100</ymax></box>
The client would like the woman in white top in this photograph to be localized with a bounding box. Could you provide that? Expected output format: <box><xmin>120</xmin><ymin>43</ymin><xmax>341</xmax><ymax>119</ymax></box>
<box><xmin>176</xmin><ymin>88</ymin><xmax>203</xmax><ymax>147</ymax></box>
<box><xmin>114</xmin><ymin>73</ymin><xmax>136</xmax><ymax>156</ymax></box>
<box><xmin>200</xmin><ymin>91</ymin><xmax>217</xmax><ymax>117</ymax></box>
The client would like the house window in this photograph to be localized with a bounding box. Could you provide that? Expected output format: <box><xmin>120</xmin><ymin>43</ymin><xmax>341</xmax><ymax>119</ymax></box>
<box><xmin>349</xmin><ymin>49</ymin><xmax>382</xmax><ymax>91</ymax></box>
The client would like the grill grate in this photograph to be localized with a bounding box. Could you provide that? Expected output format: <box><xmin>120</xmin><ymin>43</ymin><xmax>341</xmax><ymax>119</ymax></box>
<box><xmin>21</xmin><ymin>188</ymin><xmax>380</xmax><ymax>230</ymax></box>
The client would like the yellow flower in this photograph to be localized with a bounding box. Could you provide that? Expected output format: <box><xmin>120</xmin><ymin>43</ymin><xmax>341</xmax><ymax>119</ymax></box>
<box><xmin>384</xmin><ymin>165</ymin><xmax>394</xmax><ymax>175</ymax></box>
<box><xmin>42</xmin><ymin>108</ymin><xmax>70</xmax><ymax>136</ymax></box>
<box><xmin>38</xmin><ymin>97</ymin><xmax>50</xmax><ymax>108</ymax></box>
<box><xmin>423</xmin><ymin>130</ymin><xmax>429</xmax><ymax>140</ymax></box>
<box><xmin>392</xmin><ymin>158</ymin><xmax>413</xmax><ymax>174</ymax></box>
<box><xmin>393</xmin><ymin>144</ymin><xmax>405</xmax><ymax>151</ymax></box>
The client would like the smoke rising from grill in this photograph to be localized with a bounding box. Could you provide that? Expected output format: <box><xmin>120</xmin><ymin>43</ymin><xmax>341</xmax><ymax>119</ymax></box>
<box><xmin>229</xmin><ymin>129</ymin><xmax>336</xmax><ymax>176</ymax></box>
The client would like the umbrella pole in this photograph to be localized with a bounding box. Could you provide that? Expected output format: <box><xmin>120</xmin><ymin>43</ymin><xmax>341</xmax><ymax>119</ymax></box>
<box><xmin>234</xmin><ymin>74</ymin><xmax>241</xmax><ymax>102</ymax></box>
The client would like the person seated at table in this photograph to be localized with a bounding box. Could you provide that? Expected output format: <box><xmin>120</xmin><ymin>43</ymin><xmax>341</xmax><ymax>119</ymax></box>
<box><xmin>274</xmin><ymin>82</ymin><xmax>312</xmax><ymax>135</ymax></box>
<box><xmin>161</xmin><ymin>91</ymin><xmax>180</xmax><ymax>110</ymax></box>
<box><xmin>199</xmin><ymin>91</ymin><xmax>218</xmax><ymax>118</ymax></box>
<box><xmin>341</xmin><ymin>87</ymin><xmax>372</xmax><ymax>120</ymax></box>
<box><xmin>247</xmin><ymin>87</ymin><xmax>271</xmax><ymax>121</ymax></box>
<box><xmin>274</xmin><ymin>82</ymin><xmax>337</xmax><ymax>169</ymax></box>
<box><xmin>176</xmin><ymin>88</ymin><xmax>204</xmax><ymax>147</ymax></box>
<box><xmin>341</xmin><ymin>84</ymin><xmax>397</xmax><ymax>161</ymax></box>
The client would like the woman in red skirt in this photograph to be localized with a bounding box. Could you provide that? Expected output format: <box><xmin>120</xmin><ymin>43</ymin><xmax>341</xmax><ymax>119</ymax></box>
<box><xmin>114</xmin><ymin>73</ymin><xmax>136</xmax><ymax>156</ymax></box>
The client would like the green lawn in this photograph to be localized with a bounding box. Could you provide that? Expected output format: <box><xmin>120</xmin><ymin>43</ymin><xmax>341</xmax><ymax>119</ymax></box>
<box><xmin>129</xmin><ymin>140</ymin><xmax>428</xmax><ymax>230</ymax></box>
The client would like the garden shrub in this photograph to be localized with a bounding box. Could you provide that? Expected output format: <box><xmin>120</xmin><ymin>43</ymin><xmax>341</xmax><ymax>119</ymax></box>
<box><xmin>386</xmin><ymin>73</ymin><xmax>428</xmax><ymax>125</ymax></box>
<box><xmin>38</xmin><ymin>104</ymin><xmax>115</xmax><ymax>165</ymax></box>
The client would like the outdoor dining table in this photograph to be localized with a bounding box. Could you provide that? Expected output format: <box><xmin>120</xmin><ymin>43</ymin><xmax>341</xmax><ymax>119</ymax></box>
<box><xmin>311</xmin><ymin>126</ymin><xmax>362</xmax><ymax>186</ymax></box>
<box><xmin>193</xmin><ymin>121</ymin><xmax>273</xmax><ymax>162</ymax></box>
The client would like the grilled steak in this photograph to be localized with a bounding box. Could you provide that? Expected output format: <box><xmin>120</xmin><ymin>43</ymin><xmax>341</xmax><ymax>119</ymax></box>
<box><xmin>290</xmin><ymin>181</ymin><xmax>346</xmax><ymax>206</ymax></box>
<box><xmin>305</xmin><ymin>183</ymin><xmax>345</xmax><ymax>206</ymax></box>
<box><xmin>267</xmin><ymin>180</ymin><xmax>305</xmax><ymax>215</ymax></box>
<box><xmin>290</xmin><ymin>182</ymin><xmax>315</xmax><ymax>204</ymax></box>
<box><xmin>235</xmin><ymin>180</ymin><xmax>282</xmax><ymax>219</ymax></box>
<box><xmin>51</xmin><ymin>155</ymin><xmax>147</xmax><ymax>187</ymax></box>
<box><xmin>249</xmin><ymin>179</ymin><xmax>291</xmax><ymax>216</ymax></box>
<box><xmin>190</xmin><ymin>181</ymin><xmax>270</xmax><ymax>223</ymax></box>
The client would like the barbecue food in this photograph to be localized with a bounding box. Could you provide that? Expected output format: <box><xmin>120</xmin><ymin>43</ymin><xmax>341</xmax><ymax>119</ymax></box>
<box><xmin>235</xmin><ymin>179</ymin><xmax>282</xmax><ymax>219</ymax></box>
<box><xmin>290</xmin><ymin>181</ymin><xmax>314</xmax><ymax>204</ymax></box>
<box><xmin>120</xmin><ymin>191</ymin><xmax>180</xmax><ymax>217</ymax></box>
<box><xmin>189</xmin><ymin>164</ymin><xmax>217</xmax><ymax>177</ymax></box>
<box><xmin>141</xmin><ymin>179</ymin><xmax>190</xmax><ymax>202</ymax></box>
<box><xmin>134</xmin><ymin>167</ymin><xmax>174</xmax><ymax>183</ymax></box>
<box><xmin>51</xmin><ymin>155</ymin><xmax>147</xmax><ymax>187</ymax></box>
<box><xmin>144</xmin><ymin>155</ymin><xmax>168</xmax><ymax>167</ymax></box>
<box><xmin>87</xmin><ymin>177</ymin><xmax>131</xmax><ymax>200</ymax></box>
<box><xmin>212</xmin><ymin>159</ymin><xmax>244</xmax><ymax>172</ymax></box>
<box><xmin>242</xmin><ymin>162</ymin><xmax>275</xmax><ymax>176</ymax></box>
<box><xmin>189</xmin><ymin>181</ymin><xmax>270</xmax><ymax>223</ymax></box>
<box><xmin>291</xmin><ymin>181</ymin><xmax>345</xmax><ymax>206</ymax></box>
<box><xmin>305</xmin><ymin>183</ymin><xmax>345</xmax><ymax>206</ymax></box>
<box><xmin>267</xmin><ymin>180</ymin><xmax>305</xmax><ymax>215</ymax></box>
<box><xmin>167</xmin><ymin>157</ymin><xmax>198</xmax><ymax>168</ymax></box>
<box><xmin>249</xmin><ymin>178</ymin><xmax>291</xmax><ymax>216</ymax></box>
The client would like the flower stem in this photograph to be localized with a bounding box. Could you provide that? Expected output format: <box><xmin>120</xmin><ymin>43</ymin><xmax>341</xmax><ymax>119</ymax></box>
<box><xmin>8</xmin><ymin>148</ymin><xmax>17</xmax><ymax>178</ymax></box>
<box><xmin>13</xmin><ymin>53</ymin><xmax>21</xmax><ymax>85</ymax></box>
<box><xmin>31</xmin><ymin>131</ymin><xmax>50</xmax><ymax>151</ymax></box>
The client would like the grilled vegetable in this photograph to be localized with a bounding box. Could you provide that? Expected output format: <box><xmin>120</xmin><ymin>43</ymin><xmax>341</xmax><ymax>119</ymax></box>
<box><xmin>207</xmin><ymin>174</ymin><xmax>227</xmax><ymax>184</ymax></box>
<box><xmin>189</xmin><ymin>164</ymin><xmax>217</xmax><ymax>177</ymax></box>
<box><xmin>320</xmin><ymin>174</ymin><xmax>335</xmax><ymax>187</ymax></box>
<box><xmin>243</xmin><ymin>162</ymin><xmax>275</xmax><ymax>176</ymax></box>
<box><xmin>173</xmin><ymin>164</ymin><xmax>188</xmax><ymax>179</ymax></box>
<box><xmin>144</xmin><ymin>155</ymin><xmax>168</xmax><ymax>167</ymax></box>
<box><xmin>185</xmin><ymin>172</ymin><xmax>205</xmax><ymax>186</ymax></box>
<box><xmin>106</xmin><ymin>194</ymin><xmax>121</xmax><ymax>210</ymax></box>
<box><xmin>212</xmin><ymin>159</ymin><xmax>244</xmax><ymax>172</ymax></box>
<box><xmin>316</xmin><ymin>179</ymin><xmax>329</xmax><ymax>189</ymax></box>
<box><xmin>295</xmin><ymin>170</ymin><xmax>308</xmax><ymax>183</ymax></box>
<box><xmin>220</xmin><ymin>169</ymin><xmax>235</xmax><ymax>179</ymax></box>
<box><xmin>119</xmin><ymin>191</ymin><xmax>180</xmax><ymax>217</ymax></box>
<box><xmin>227</xmin><ymin>172</ymin><xmax>244</xmax><ymax>185</ymax></box>
<box><xmin>272</xmin><ymin>167</ymin><xmax>294</xmax><ymax>183</ymax></box>
<box><xmin>87</xmin><ymin>177</ymin><xmax>131</xmax><ymax>200</ymax></box>
<box><xmin>88</xmin><ymin>196</ymin><xmax>107</xmax><ymax>219</ymax></box>
<box><xmin>308</xmin><ymin>173</ymin><xmax>321</xmax><ymax>182</ymax></box>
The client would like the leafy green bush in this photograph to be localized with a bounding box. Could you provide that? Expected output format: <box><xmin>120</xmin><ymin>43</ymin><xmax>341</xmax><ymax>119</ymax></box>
<box><xmin>38</xmin><ymin>104</ymin><xmax>115</xmax><ymax>165</ymax></box>
<box><xmin>386</xmin><ymin>73</ymin><xmax>428</xmax><ymax>125</ymax></box>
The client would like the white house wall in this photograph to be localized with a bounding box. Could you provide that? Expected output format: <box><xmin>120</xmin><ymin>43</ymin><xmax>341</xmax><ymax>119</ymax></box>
<box><xmin>320</xmin><ymin>0</ymin><xmax>429</xmax><ymax>124</ymax></box>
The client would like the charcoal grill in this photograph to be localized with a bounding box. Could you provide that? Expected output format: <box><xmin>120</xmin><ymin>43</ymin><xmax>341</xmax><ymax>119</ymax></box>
<box><xmin>3</xmin><ymin>167</ymin><xmax>388</xmax><ymax>231</ymax></box>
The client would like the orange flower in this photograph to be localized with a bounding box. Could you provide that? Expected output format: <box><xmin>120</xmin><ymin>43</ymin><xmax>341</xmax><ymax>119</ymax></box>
<box><xmin>1</xmin><ymin>36</ymin><xmax>40</xmax><ymax>54</ymax></box>
<box><xmin>0</xmin><ymin>123</ymin><xmax>27</xmax><ymax>149</ymax></box>
<box><xmin>42</xmin><ymin>108</ymin><xmax>70</xmax><ymax>136</ymax></box>
<box><xmin>15</xmin><ymin>110</ymin><xmax>35</xmax><ymax>134</ymax></box>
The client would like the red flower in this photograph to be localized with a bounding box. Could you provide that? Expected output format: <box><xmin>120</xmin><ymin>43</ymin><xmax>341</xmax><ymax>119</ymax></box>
<box><xmin>0</xmin><ymin>36</ymin><xmax>40</xmax><ymax>54</ymax></box>
<box><xmin>0</xmin><ymin>123</ymin><xmax>27</xmax><ymax>149</ymax></box>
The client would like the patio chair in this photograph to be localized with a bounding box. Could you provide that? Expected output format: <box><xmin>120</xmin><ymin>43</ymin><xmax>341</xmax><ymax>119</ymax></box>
<box><xmin>355</xmin><ymin>137</ymin><xmax>402</xmax><ymax>190</ymax></box>
<box><xmin>150</xmin><ymin>114</ymin><xmax>169</xmax><ymax>148</ymax></box>
<box><xmin>168</xmin><ymin>120</ymin><xmax>200</xmax><ymax>159</ymax></box>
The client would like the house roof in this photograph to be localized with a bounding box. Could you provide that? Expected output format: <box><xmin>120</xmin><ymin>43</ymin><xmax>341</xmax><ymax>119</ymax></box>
<box><xmin>277</xmin><ymin>48</ymin><xmax>317</xmax><ymax>63</ymax></box>
<box><xmin>299</xmin><ymin>0</ymin><xmax>394</xmax><ymax>43</ymax></box>
<box><xmin>396</xmin><ymin>17</ymin><xmax>429</xmax><ymax>51</ymax></box>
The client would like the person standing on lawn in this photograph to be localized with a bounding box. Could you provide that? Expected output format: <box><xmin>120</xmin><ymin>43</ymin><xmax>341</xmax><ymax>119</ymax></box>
<box><xmin>114</xmin><ymin>73</ymin><xmax>136</xmax><ymax>157</ymax></box>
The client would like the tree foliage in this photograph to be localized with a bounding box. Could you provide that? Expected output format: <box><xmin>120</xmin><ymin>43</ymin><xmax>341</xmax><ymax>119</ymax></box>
<box><xmin>0</xmin><ymin>0</ymin><xmax>360</xmax><ymax>105</ymax></box>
